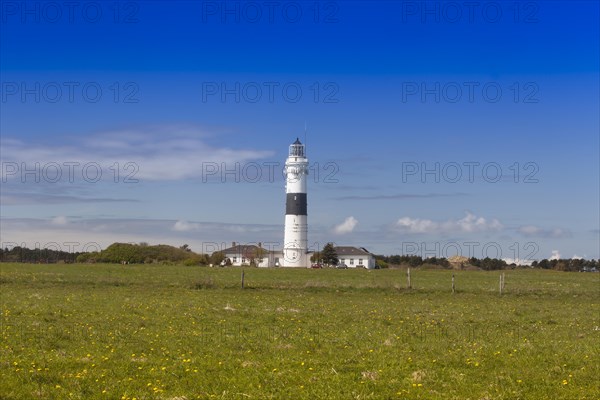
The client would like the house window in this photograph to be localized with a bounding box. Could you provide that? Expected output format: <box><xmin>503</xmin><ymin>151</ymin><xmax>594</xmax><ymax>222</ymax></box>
<box><xmin>358</xmin><ymin>259</ymin><xmax>363</xmax><ymax>265</ymax></box>
<box><xmin>350</xmin><ymin>259</ymin><xmax>354</xmax><ymax>265</ymax></box>
<box><xmin>233</xmin><ymin>257</ymin><xmax>237</xmax><ymax>263</ymax></box>
<box><xmin>242</xmin><ymin>258</ymin><xmax>246</xmax><ymax>263</ymax></box>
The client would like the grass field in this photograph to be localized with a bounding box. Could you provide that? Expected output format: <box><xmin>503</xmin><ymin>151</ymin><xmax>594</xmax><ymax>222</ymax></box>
<box><xmin>1</xmin><ymin>263</ymin><xmax>599</xmax><ymax>399</ymax></box>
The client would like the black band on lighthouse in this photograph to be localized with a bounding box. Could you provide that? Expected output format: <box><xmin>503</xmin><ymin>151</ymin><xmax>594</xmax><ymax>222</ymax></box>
<box><xmin>286</xmin><ymin>193</ymin><xmax>307</xmax><ymax>215</ymax></box>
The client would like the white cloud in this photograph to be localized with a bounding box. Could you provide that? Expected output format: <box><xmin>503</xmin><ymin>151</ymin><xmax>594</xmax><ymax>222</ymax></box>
<box><xmin>51</xmin><ymin>216</ymin><xmax>69</xmax><ymax>225</ymax></box>
<box><xmin>333</xmin><ymin>216</ymin><xmax>358</xmax><ymax>235</ymax></box>
<box><xmin>396</xmin><ymin>217</ymin><xmax>437</xmax><ymax>233</ymax></box>
<box><xmin>0</xmin><ymin>126</ymin><xmax>274</xmax><ymax>182</ymax></box>
<box><xmin>550</xmin><ymin>250</ymin><xmax>561</xmax><ymax>260</ymax></box>
<box><xmin>502</xmin><ymin>257</ymin><xmax>534</xmax><ymax>266</ymax></box>
<box><xmin>518</xmin><ymin>225</ymin><xmax>539</xmax><ymax>235</ymax></box>
<box><xmin>395</xmin><ymin>212</ymin><xmax>503</xmax><ymax>234</ymax></box>
<box><xmin>518</xmin><ymin>225</ymin><xmax>570</xmax><ymax>238</ymax></box>
<box><xmin>172</xmin><ymin>220</ymin><xmax>200</xmax><ymax>232</ymax></box>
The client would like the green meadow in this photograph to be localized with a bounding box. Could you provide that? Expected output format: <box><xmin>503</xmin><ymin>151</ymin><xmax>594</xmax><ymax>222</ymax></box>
<box><xmin>1</xmin><ymin>263</ymin><xmax>598</xmax><ymax>399</ymax></box>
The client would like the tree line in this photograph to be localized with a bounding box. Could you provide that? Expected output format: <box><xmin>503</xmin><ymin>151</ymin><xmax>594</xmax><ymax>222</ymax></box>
<box><xmin>530</xmin><ymin>258</ymin><xmax>599</xmax><ymax>272</ymax></box>
<box><xmin>374</xmin><ymin>255</ymin><xmax>451</xmax><ymax>269</ymax></box>
<box><xmin>76</xmin><ymin>242</ymin><xmax>215</xmax><ymax>265</ymax></box>
<box><xmin>374</xmin><ymin>254</ymin><xmax>599</xmax><ymax>271</ymax></box>
<box><xmin>0</xmin><ymin>243</ymin><xmax>211</xmax><ymax>266</ymax></box>
<box><xmin>0</xmin><ymin>246</ymin><xmax>82</xmax><ymax>263</ymax></box>
<box><xmin>1</xmin><ymin>242</ymin><xmax>599</xmax><ymax>272</ymax></box>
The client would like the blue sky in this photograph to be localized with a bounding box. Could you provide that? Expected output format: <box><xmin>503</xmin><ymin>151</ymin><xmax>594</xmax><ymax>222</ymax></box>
<box><xmin>1</xmin><ymin>0</ymin><xmax>598</xmax><ymax>261</ymax></box>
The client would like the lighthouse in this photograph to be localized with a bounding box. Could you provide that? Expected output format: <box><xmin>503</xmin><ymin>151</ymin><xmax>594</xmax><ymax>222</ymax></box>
<box><xmin>283</xmin><ymin>138</ymin><xmax>309</xmax><ymax>267</ymax></box>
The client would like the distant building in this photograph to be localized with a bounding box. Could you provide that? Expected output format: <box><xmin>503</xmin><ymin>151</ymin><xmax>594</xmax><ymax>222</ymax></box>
<box><xmin>221</xmin><ymin>242</ymin><xmax>281</xmax><ymax>268</ymax></box>
<box><xmin>334</xmin><ymin>246</ymin><xmax>376</xmax><ymax>269</ymax></box>
<box><xmin>219</xmin><ymin>243</ymin><xmax>376</xmax><ymax>269</ymax></box>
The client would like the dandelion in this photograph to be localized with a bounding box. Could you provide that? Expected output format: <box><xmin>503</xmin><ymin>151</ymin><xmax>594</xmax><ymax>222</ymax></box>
<box><xmin>562</xmin><ymin>380</ymin><xmax>568</xmax><ymax>385</ymax></box>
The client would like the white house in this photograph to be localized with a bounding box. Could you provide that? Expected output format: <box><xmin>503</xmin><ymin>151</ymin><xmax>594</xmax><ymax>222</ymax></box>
<box><xmin>221</xmin><ymin>243</ymin><xmax>280</xmax><ymax>267</ymax></box>
<box><xmin>218</xmin><ymin>244</ymin><xmax>376</xmax><ymax>269</ymax></box>
<box><xmin>334</xmin><ymin>246</ymin><xmax>376</xmax><ymax>269</ymax></box>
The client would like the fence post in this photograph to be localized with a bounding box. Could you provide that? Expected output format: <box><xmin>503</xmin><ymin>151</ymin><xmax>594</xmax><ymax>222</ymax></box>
<box><xmin>241</xmin><ymin>270</ymin><xmax>245</xmax><ymax>289</ymax></box>
<box><xmin>407</xmin><ymin>268</ymin><xmax>411</xmax><ymax>289</ymax></box>
<box><xmin>452</xmin><ymin>273</ymin><xmax>455</xmax><ymax>294</ymax></box>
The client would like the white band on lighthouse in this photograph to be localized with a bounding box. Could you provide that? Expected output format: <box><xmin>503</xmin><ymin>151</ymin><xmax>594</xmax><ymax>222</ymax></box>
<box><xmin>283</xmin><ymin>138</ymin><xmax>308</xmax><ymax>267</ymax></box>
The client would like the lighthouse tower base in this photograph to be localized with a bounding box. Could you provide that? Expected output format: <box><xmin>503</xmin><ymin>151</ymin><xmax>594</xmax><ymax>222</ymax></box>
<box><xmin>283</xmin><ymin>214</ymin><xmax>308</xmax><ymax>267</ymax></box>
<box><xmin>281</xmin><ymin>250</ymin><xmax>309</xmax><ymax>268</ymax></box>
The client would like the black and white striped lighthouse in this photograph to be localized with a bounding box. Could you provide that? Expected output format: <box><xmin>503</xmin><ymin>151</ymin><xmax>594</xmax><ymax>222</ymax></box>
<box><xmin>283</xmin><ymin>138</ymin><xmax>308</xmax><ymax>267</ymax></box>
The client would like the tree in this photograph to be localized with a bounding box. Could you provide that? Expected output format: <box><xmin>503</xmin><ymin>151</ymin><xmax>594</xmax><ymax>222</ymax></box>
<box><xmin>249</xmin><ymin>246</ymin><xmax>266</xmax><ymax>267</ymax></box>
<box><xmin>408</xmin><ymin>255</ymin><xmax>423</xmax><ymax>267</ymax></box>
<box><xmin>553</xmin><ymin>260</ymin><xmax>568</xmax><ymax>271</ymax></box>
<box><xmin>183</xmin><ymin>254</ymin><xmax>208</xmax><ymax>266</ymax></box>
<box><xmin>77</xmin><ymin>252</ymin><xmax>100</xmax><ymax>263</ymax></box>
<box><xmin>210</xmin><ymin>251</ymin><xmax>225</xmax><ymax>266</ymax></box>
<box><xmin>310</xmin><ymin>251</ymin><xmax>322</xmax><ymax>263</ymax></box>
<box><xmin>389</xmin><ymin>255</ymin><xmax>401</xmax><ymax>265</ymax></box>
<box><xmin>180</xmin><ymin>244</ymin><xmax>191</xmax><ymax>252</ymax></box>
<box><xmin>321</xmin><ymin>243</ymin><xmax>338</xmax><ymax>266</ymax></box>
<box><xmin>538</xmin><ymin>259</ymin><xmax>550</xmax><ymax>269</ymax></box>
<box><xmin>100</xmin><ymin>243</ymin><xmax>144</xmax><ymax>264</ymax></box>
